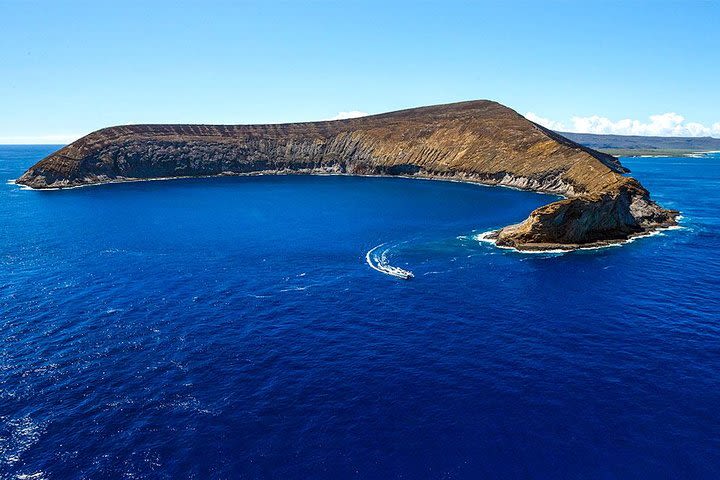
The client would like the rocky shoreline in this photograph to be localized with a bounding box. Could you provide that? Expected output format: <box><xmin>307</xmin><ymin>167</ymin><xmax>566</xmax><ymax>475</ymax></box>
<box><xmin>478</xmin><ymin>220</ymin><xmax>682</xmax><ymax>253</ymax></box>
<box><xmin>16</xmin><ymin>100</ymin><xmax>678</xmax><ymax>251</ymax></box>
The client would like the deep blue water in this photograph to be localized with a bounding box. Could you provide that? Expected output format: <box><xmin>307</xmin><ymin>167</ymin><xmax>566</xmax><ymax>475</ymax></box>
<box><xmin>1</xmin><ymin>145</ymin><xmax>719</xmax><ymax>479</ymax></box>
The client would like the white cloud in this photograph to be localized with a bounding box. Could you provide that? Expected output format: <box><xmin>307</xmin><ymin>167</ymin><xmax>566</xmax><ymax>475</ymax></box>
<box><xmin>525</xmin><ymin>112</ymin><xmax>566</xmax><ymax>131</ymax></box>
<box><xmin>329</xmin><ymin>110</ymin><xmax>369</xmax><ymax>121</ymax></box>
<box><xmin>526</xmin><ymin>112</ymin><xmax>720</xmax><ymax>137</ymax></box>
<box><xmin>0</xmin><ymin>134</ymin><xmax>82</xmax><ymax>145</ymax></box>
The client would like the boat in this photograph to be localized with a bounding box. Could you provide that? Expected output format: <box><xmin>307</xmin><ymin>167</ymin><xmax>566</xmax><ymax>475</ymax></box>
<box><xmin>385</xmin><ymin>266</ymin><xmax>414</xmax><ymax>280</ymax></box>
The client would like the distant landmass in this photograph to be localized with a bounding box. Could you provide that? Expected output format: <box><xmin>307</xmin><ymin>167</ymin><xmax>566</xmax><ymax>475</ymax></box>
<box><xmin>559</xmin><ymin>132</ymin><xmax>720</xmax><ymax>156</ymax></box>
<box><xmin>16</xmin><ymin>100</ymin><xmax>677</xmax><ymax>250</ymax></box>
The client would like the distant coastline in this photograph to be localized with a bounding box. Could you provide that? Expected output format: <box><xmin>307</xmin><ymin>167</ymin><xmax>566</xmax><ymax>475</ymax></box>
<box><xmin>597</xmin><ymin>148</ymin><xmax>719</xmax><ymax>157</ymax></box>
<box><xmin>559</xmin><ymin>132</ymin><xmax>720</xmax><ymax>157</ymax></box>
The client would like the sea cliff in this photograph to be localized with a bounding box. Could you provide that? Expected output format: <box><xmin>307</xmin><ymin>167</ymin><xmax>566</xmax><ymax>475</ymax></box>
<box><xmin>16</xmin><ymin>100</ymin><xmax>678</xmax><ymax>250</ymax></box>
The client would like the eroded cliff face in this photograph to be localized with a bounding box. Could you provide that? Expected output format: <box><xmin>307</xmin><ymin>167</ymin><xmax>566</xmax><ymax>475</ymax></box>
<box><xmin>16</xmin><ymin>100</ymin><xmax>677</xmax><ymax>250</ymax></box>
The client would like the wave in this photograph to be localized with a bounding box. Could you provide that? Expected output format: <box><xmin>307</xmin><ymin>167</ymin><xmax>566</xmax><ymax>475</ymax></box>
<box><xmin>6</xmin><ymin>179</ymin><xmax>37</xmax><ymax>191</ymax></box>
<box><xmin>365</xmin><ymin>243</ymin><xmax>414</xmax><ymax>279</ymax></box>
<box><xmin>475</xmin><ymin>231</ymin><xmax>567</xmax><ymax>254</ymax></box>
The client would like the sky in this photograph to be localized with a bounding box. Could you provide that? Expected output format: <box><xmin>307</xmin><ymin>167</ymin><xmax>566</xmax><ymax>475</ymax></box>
<box><xmin>1</xmin><ymin>0</ymin><xmax>719</xmax><ymax>143</ymax></box>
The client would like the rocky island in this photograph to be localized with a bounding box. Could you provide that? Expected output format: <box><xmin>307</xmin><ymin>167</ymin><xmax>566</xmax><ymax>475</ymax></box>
<box><xmin>16</xmin><ymin>100</ymin><xmax>678</xmax><ymax>250</ymax></box>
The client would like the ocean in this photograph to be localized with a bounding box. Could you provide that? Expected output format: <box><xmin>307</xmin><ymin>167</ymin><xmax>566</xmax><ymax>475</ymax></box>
<box><xmin>1</xmin><ymin>145</ymin><xmax>719</xmax><ymax>478</ymax></box>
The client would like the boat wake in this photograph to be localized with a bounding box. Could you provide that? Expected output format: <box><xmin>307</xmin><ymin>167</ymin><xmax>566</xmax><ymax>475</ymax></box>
<box><xmin>365</xmin><ymin>243</ymin><xmax>414</xmax><ymax>279</ymax></box>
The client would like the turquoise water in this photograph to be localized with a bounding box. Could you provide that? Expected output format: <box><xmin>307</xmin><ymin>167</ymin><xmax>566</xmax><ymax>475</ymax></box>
<box><xmin>1</xmin><ymin>146</ymin><xmax>719</xmax><ymax>478</ymax></box>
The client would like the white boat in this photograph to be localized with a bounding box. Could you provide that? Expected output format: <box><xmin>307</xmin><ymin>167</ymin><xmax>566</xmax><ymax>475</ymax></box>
<box><xmin>384</xmin><ymin>266</ymin><xmax>414</xmax><ymax>280</ymax></box>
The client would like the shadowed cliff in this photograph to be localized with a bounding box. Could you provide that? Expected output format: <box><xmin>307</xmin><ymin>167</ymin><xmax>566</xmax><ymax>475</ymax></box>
<box><xmin>16</xmin><ymin>100</ymin><xmax>678</xmax><ymax>250</ymax></box>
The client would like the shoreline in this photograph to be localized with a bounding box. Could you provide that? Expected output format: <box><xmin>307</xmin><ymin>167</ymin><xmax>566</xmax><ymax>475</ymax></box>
<box><xmin>11</xmin><ymin>169</ymin><xmax>567</xmax><ymax>199</ymax></box>
<box><xmin>475</xmin><ymin>216</ymin><xmax>684</xmax><ymax>254</ymax></box>
<box><xmin>602</xmin><ymin>149</ymin><xmax>720</xmax><ymax>158</ymax></box>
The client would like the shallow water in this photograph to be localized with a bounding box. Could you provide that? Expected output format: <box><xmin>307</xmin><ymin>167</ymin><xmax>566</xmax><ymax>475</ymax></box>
<box><xmin>1</xmin><ymin>146</ymin><xmax>719</xmax><ymax>478</ymax></box>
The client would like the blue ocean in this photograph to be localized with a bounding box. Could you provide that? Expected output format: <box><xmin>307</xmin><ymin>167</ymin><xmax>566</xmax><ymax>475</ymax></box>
<box><xmin>1</xmin><ymin>145</ymin><xmax>719</xmax><ymax>479</ymax></box>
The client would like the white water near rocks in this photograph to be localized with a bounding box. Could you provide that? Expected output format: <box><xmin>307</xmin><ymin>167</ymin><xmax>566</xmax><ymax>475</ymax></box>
<box><xmin>474</xmin><ymin>221</ymin><xmax>685</xmax><ymax>254</ymax></box>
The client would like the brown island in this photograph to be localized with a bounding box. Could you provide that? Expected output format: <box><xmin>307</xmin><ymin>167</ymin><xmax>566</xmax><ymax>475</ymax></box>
<box><xmin>16</xmin><ymin>100</ymin><xmax>678</xmax><ymax>251</ymax></box>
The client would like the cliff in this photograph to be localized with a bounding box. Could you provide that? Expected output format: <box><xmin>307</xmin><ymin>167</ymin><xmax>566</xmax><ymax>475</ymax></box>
<box><xmin>16</xmin><ymin>100</ymin><xmax>678</xmax><ymax>250</ymax></box>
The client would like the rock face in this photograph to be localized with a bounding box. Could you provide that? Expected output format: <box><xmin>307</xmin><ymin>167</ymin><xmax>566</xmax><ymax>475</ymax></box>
<box><xmin>16</xmin><ymin>100</ymin><xmax>677</xmax><ymax>250</ymax></box>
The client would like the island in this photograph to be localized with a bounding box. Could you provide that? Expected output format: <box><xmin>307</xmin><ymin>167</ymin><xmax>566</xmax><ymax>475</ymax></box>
<box><xmin>16</xmin><ymin>100</ymin><xmax>678</xmax><ymax>251</ymax></box>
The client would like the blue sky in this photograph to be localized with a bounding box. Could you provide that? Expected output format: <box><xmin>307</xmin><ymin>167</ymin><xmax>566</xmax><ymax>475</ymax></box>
<box><xmin>1</xmin><ymin>0</ymin><xmax>718</xmax><ymax>143</ymax></box>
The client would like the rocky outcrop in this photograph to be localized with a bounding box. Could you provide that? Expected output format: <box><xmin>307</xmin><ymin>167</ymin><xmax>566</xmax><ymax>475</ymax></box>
<box><xmin>489</xmin><ymin>178</ymin><xmax>677</xmax><ymax>250</ymax></box>
<box><xmin>16</xmin><ymin>100</ymin><xmax>678</xmax><ymax>250</ymax></box>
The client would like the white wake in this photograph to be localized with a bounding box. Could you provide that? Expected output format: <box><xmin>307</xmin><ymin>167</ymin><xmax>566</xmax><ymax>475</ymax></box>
<box><xmin>365</xmin><ymin>243</ymin><xmax>414</xmax><ymax>279</ymax></box>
